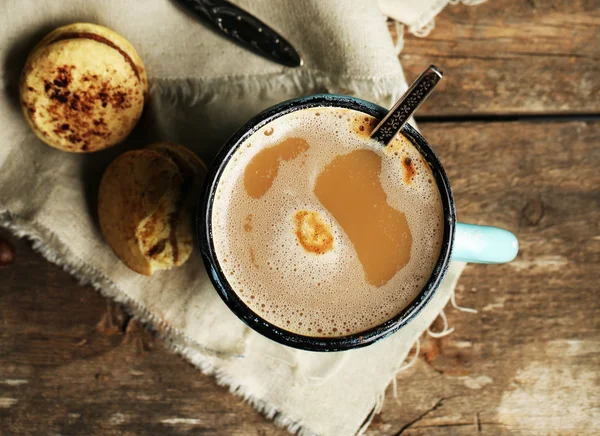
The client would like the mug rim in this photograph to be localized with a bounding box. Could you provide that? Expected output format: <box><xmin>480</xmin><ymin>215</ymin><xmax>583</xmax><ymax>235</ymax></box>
<box><xmin>197</xmin><ymin>94</ymin><xmax>456</xmax><ymax>352</ymax></box>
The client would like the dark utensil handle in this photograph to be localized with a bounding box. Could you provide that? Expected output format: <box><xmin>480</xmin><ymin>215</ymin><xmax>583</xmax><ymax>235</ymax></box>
<box><xmin>175</xmin><ymin>0</ymin><xmax>302</xmax><ymax>67</ymax></box>
<box><xmin>371</xmin><ymin>65</ymin><xmax>443</xmax><ymax>145</ymax></box>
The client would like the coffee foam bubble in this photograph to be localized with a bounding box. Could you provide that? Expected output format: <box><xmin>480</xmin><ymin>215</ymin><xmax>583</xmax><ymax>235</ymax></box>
<box><xmin>212</xmin><ymin>107</ymin><xmax>444</xmax><ymax>337</ymax></box>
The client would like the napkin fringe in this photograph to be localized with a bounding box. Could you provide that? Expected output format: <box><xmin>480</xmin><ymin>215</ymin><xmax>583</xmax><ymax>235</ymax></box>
<box><xmin>1</xmin><ymin>207</ymin><xmax>315</xmax><ymax>435</ymax></box>
<box><xmin>0</xmin><ymin>208</ymin><xmax>240</xmax><ymax>360</ymax></box>
<box><xmin>150</xmin><ymin>69</ymin><xmax>406</xmax><ymax>109</ymax></box>
<box><xmin>152</xmin><ymin>334</ymin><xmax>315</xmax><ymax>436</ymax></box>
<box><xmin>405</xmin><ymin>0</ymin><xmax>487</xmax><ymax>37</ymax></box>
<box><xmin>216</xmin><ymin>377</ymin><xmax>308</xmax><ymax>435</ymax></box>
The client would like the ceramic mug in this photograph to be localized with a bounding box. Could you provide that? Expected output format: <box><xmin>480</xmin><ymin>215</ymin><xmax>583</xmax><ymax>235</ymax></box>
<box><xmin>197</xmin><ymin>94</ymin><xmax>518</xmax><ymax>351</ymax></box>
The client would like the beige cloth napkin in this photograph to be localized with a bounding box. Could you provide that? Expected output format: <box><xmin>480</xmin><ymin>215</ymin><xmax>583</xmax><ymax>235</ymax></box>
<box><xmin>0</xmin><ymin>1</ymin><xmax>466</xmax><ymax>434</ymax></box>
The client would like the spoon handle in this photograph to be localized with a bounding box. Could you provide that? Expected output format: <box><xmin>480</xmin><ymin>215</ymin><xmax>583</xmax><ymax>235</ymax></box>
<box><xmin>370</xmin><ymin>65</ymin><xmax>443</xmax><ymax>146</ymax></box>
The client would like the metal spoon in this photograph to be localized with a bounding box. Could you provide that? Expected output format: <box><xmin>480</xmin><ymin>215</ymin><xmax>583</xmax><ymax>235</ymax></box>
<box><xmin>370</xmin><ymin>65</ymin><xmax>443</xmax><ymax>145</ymax></box>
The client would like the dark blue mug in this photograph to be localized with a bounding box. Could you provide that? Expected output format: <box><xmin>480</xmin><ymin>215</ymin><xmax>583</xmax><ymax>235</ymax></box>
<box><xmin>197</xmin><ymin>94</ymin><xmax>518</xmax><ymax>351</ymax></box>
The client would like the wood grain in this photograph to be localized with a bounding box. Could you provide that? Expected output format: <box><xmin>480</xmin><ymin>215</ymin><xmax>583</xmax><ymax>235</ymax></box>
<box><xmin>394</xmin><ymin>0</ymin><xmax>600</xmax><ymax>116</ymax></box>
<box><xmin>1</xmin><ymin>120</ymin><xmax>598</xmax><ymax>434</ymax></box>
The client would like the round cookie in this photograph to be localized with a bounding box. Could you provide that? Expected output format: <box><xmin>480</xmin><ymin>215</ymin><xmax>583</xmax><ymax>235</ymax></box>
<box><xmin>98</xmin><ymin>143</ymin><xmax>206</xmax><ymax>275</ymax></box>
<box><xmin>20</xmin><ymin>23</ymin><xmax>147</xmax><ymax>152</ymax></box>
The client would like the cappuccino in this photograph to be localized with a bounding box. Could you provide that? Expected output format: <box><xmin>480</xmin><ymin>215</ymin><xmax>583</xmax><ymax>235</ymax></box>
<box><xmin>211</xmin><ymin>107</ymin><xmax>444</xmax><ymax>337</ymax></box>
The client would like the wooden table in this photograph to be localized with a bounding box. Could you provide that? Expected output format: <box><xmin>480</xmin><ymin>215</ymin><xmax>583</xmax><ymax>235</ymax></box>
<box><xmin>2</xmin><ymin>1</ymin><xmax>599</xmax><ymax>434</ymax></box>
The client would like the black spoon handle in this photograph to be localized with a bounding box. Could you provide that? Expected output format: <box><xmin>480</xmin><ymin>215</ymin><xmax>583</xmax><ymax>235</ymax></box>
<box><xmin>175</xmin><ymin>0</ymin><xmax>302</xmax><ymax>67</ymax></box>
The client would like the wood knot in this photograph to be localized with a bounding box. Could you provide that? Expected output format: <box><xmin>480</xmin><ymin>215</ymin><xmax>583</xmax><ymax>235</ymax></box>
<box><xmin>521</xmin><ymin>198</ymin><xmax>545</xmax><ymax>226</ymax></box>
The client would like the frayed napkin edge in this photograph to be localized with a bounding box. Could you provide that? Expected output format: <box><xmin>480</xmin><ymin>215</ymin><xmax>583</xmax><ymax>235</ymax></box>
<box><xmin>149</xmin><ymin>68</ymin><xmax>408</xmax><ymax>110</ymax></box>
<box><xmin>0</xmin><ymin>208</ymin><xmax>241</xmax><ymax>360</ymax></box>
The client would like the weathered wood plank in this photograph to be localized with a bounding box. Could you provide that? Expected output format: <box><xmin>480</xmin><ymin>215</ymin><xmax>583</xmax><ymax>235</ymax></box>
<box><xmin>394</xmin><ymin>0</ymin><xmax>600</xmax><ymax>116</ymax></box>
<box><xmin>2</xmin><ymin>120</ymin><xmax>598</xmax><ymax>435</ymax></box>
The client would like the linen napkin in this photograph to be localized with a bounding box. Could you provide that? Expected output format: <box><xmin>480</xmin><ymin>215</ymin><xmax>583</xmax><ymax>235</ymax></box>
<box><xmin>0</xmin><ymin>1</ymin><xmax>467</xmax><ymax>434</ymax></box>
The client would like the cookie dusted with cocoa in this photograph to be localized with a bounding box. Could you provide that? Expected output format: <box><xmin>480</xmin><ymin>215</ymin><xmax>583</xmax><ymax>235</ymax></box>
<box><xmin>98</xmin><ymin>143</ymin><xmax>206</xmax><ymax>275</ymax></box>
<box><xmin>20</xmin><ymin>23</ymin><xmax>147</xmax><ymax>152</ymax></box>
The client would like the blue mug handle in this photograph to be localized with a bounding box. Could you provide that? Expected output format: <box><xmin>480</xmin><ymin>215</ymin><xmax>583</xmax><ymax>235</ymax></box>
<box><xmin>452</xmin><ymin>223</ymin><xmax>518</xmax><ymax>264</ymax></box>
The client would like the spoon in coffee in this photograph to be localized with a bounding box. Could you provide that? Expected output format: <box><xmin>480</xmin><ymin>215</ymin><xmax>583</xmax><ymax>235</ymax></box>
<box><xmin>370</xmin><ymin>65</ymin><xmax>442</xmax><ymax>146</ymax></box>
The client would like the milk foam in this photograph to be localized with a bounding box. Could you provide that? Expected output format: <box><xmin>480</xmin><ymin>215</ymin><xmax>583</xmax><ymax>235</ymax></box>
<box><xmin>211</xmin><ymin>107</ymin><xmax>444</xmax><ymax>337</ymax></box>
